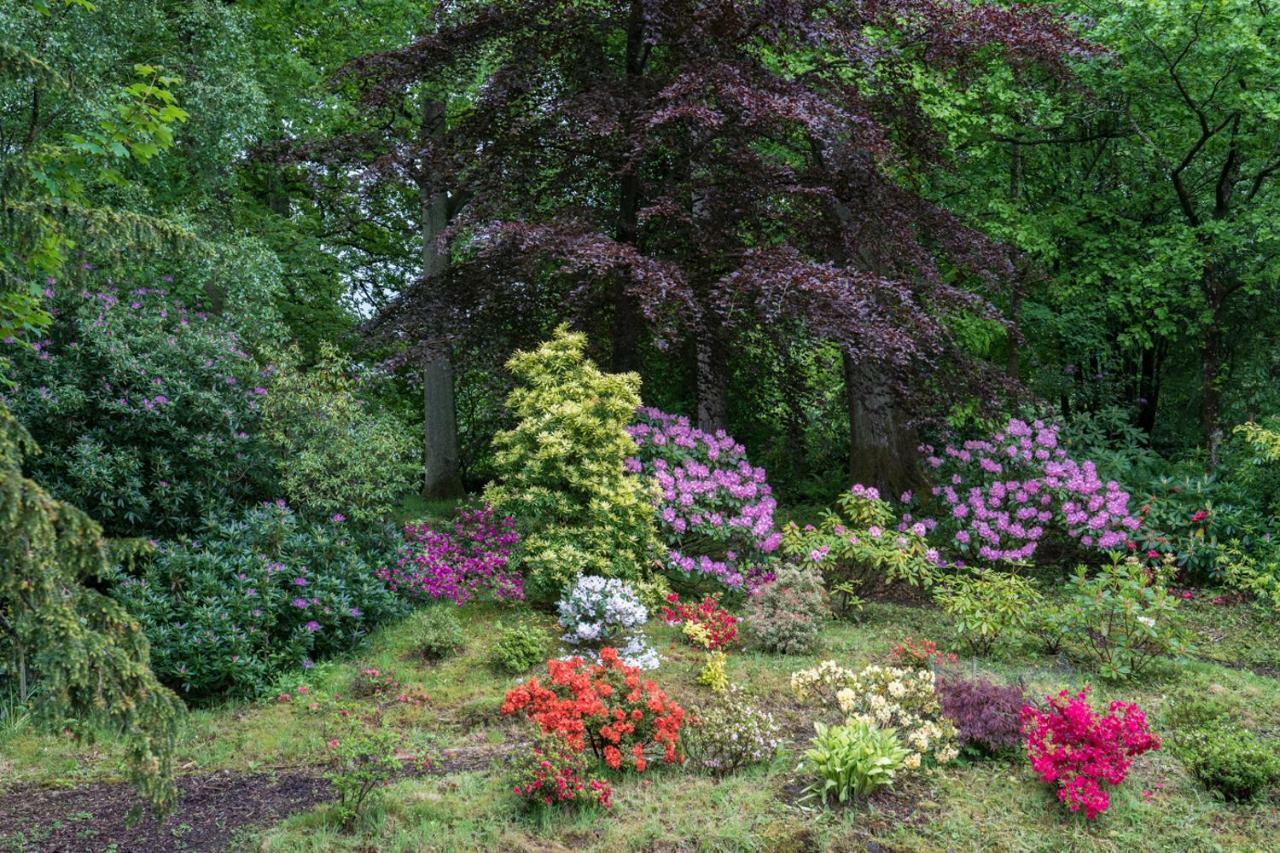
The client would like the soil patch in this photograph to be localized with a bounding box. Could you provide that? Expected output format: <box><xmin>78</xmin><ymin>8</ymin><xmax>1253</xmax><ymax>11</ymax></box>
<box><xmin>0</xmin><ymin>768</ymin><xmax>331</xmax><ymax>852</ymax></box>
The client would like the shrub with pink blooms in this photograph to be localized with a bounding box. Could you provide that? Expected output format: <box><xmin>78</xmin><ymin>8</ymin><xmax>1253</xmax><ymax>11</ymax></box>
<box><xmin>923</xmin><ymin>417</ymin><xmax>1141</xmax><ymax>564</ymax></box>
<box><xmin>626</xmin><ymin>407</ymin><xmax>780</xmax><ymax>591</ymax></box>
<box><xmin>376</xmin><ymin>505</ymin><xmax>523</xmax><ymax>605</ymax></box>
<box><xmin>1021</xmin><ymin>688</ymin><xmax>1160</xmax><ymax>819</ymax></box>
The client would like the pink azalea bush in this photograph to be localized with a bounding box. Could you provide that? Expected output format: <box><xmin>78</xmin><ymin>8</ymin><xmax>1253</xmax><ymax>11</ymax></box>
<box><xmin>923</xmin><ymin>418</ymin><xmax>1141</xmax><ymax>563</ymax></box>
<box><xmin>626</xmin><ymin>407</ymin><xmax>779</xmax><ymax>590</ymax></box>
<box><xmin>376</xmin><ymin>505</ymin><xmax>522</xmax><ymax>604</ymax></box>
<box><xmin>1021</xmin><ymin>688</ymin><xmax>1160</xmax><ymax>819</ymax></box>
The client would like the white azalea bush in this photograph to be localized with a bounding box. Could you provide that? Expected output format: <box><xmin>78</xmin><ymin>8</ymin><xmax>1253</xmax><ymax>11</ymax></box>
<box><xmin>557</xmin><ymin>575</ymin><xmax>660</xmax><ymax>669</ymax></box>
<box><xmin>791</xmin><ymin>661</ymin><xmax>958</xmax><ymax>770</ymax></box>
<box><xmin>685</xmin><ymin>686</ymin><xmax>782</xmax><ymax>777</ymax></box>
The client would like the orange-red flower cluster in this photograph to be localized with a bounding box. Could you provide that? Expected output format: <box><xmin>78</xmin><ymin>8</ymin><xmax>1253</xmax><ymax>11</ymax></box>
<box><xmin>661</xmin><ymin>593</ymin><xmax>739</xmax><ymax>650</ymax></box>
<box><xmin>502</xmin><ymin>647</ymin><xmax>685</xmax><ymax>771</ymax></box>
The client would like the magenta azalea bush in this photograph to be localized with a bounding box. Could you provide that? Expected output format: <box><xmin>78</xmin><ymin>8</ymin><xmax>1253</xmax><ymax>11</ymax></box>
<box><xmin>376</xmin><ymin>505</ymin><xmax>522</xmax><ymax>605</ymax></box>
<box><xmin>626</xmin><ymin>407</ymin><xmax>779</xmax><ymax>591</ymax></box>
<box><xmin>923</xmin><ymin>418</ymin><xmax>1140</xmax><ymax>563</ymax></box>
<box><xmin>1021</xmin><ymin>688</ymin><xmax>1160</xmax><ymax>819</ymax></box>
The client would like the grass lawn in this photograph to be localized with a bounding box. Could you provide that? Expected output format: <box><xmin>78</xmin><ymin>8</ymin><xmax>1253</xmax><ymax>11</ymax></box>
<box><xmin>3</xmin><ymin>592</ymin><xmax>1279</xmax><ymax>851</ymax></box>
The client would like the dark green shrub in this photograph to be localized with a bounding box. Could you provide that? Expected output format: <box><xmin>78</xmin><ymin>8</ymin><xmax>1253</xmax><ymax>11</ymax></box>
<box><xmin>489</xmin><ymin>621</ymin><xmax>551</xmax><ymax>674</ymax></box>
<box><xmin>112</xmin><ymin>503</ymin><xmax>404</xmax><ymax>701</ymax></box>
<box><xmin>414</xmin><ymin>607</ymin><xmax>466</xmax><ymax>661</ymax></box>
<box><xmin>1175</xmin><ymin>724</ymin><xmax>1280</xmax><ymax>802</ymax></box>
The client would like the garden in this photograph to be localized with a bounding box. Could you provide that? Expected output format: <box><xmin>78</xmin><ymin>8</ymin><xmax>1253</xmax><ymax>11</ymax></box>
<box><xmin>4</xmin><ymin>1</ymin><xmax>1280</xmax><ymax>851</ymax></box>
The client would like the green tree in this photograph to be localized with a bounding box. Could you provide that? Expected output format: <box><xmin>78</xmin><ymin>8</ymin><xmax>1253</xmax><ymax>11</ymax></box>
<box><xmin>1</xmin><ymin>401</ymin><xmax>180</xmax><ymax>810</ymax></box>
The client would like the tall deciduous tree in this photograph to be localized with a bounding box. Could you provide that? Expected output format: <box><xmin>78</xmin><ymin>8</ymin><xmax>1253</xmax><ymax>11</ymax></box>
<box><xmin>340</xmin><ymin>0</ymin><xmax>1083</xmax><ymax>495</ymax></box>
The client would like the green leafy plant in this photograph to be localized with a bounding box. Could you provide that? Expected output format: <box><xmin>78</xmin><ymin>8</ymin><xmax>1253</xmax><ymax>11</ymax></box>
<box><xmin>933</xmin><ymin>569</ymin><xmax>1037</xmax><ymax>656</ymax></box>
<box><xmin>481</xmin><ymin>326</ymin><xmax>659</xmax><ymax>603</ymax></box>
<box><xmin>1060</xmin><ymin>554</ymin><xmax>1192</xmax><ymax>679</ymax></box>
<box><xmin>800</xmin><ymin>719</ymin><xmax>909</xmax><ymax>804</ymax></box>
<box><xmin>743</xmin><ymin>565</ymin><xmax>829</xmax><ymax>654</ymax></box>
<box><xmin>414</xmin><ymin>607</ymin><xmax>465</xmax><ymax>662</ymax></box>
<box><xmin>781</xmin><ymin>484</ymin><xmax>941</xmax><ymax>599</ymax></box>
<box><xmin>489</xmin><ymin>620</ymin><xmax>551</xmax><ymax>675</ymax></box>
<box><xmin>262</xmin><ymin>344</ymin><xmax>415</xmax><ymax>525</ymax></box>
<box><xmin>1172</xmin><ymin>723</ymin><xmax>1280</xmax><ymax>803</ymax></box>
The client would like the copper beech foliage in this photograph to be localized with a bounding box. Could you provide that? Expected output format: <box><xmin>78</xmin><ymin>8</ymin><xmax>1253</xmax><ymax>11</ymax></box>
<box><xmin>335</xmin><ymin>0</ymin><xmax>1089</xmax><ymax>412</ymax></box>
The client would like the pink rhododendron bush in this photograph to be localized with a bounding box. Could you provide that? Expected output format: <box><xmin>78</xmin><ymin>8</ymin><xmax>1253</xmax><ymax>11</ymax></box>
<box><xmin>923</xmin><ymin>418</ymin><xmax>1141</xmax><ymax>563</ymax></box>
<box><xmin>376</xmin><ymin>505</ymin><xmax>523</xmax><ymax>605</ymax></box>
<box><xmin>1021</xmin><ymin>688</ymin><xmax>1160</xmax><ymax>819</ymax></box>
<box><xmin>627</xmin><ymin>407</ymin><xmax>780</xmax><ymax>591</ymax></box>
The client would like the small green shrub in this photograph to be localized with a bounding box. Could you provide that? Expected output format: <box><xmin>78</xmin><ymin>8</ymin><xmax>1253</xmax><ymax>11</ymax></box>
<box><xmin>414</xmin><ymin>607</ymin><xmax>465</xmax><ymax>661</ymax></box>
<box><xmin>743</xmin><ymin>566</ymin><xmax>829</xmax><ymax>654</ymax></box>
<box><xmin>481</xmin><ymin>326</ymin><xmax>659</xmax><ymax>603</ymax></box>
<box><xmin>1060</xmin><ymin>554</ymin><xmax>1191</xmax><ymax>679</ymax></box>
<box><xmin>933</xmin><ymin>568</ymin><xmax>1037</xmax><ymax>656</ymax></box>
<box><xmin>1174</xmin><ymin>723</ymin><xmax>1280</xmax><ymax>802</ymax></box>
<box><xmin>685</xmin><ymin>686</ymin><xmax>782</xmax><ymax>777</ymax></box>
<box><xmin>801</xmin><ymin>719</ymin><xmax>909</xmax><ymax>804</ymax></box>
<box><xmin>490</xmin><ymin>620</ymin><xmax>551</xmax><ymax>674</ymax></box>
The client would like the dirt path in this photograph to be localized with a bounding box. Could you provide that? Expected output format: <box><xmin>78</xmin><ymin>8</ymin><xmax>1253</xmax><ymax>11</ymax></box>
<box><xmin>0</xmin><ymin>768</ymin><xmax>332</xmax><ymax>852</ymax></box>
<box><xmin>0</xmin><ymin>746</ymin><xmax>512</xmax><ymax>852</ymax></box>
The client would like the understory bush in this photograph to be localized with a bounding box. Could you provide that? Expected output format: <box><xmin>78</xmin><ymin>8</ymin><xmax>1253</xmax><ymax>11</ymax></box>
<box><xmin>376</xmin><ymin>505</ymin><xmax>522</xmax><ymax>605</ymax></box>
<box><xmin>489</xmin><ymin>621</ymin><xmax>552</xmax><ymax>675</ymax></box>
<box><xmin>626</xmin><ymin>407</ymin><xmax>779</xmax><ymax>591</ymax></box>
<box><xmin>933</xmin><ymin>569</ymin><xmax>1037</xmax><ymax>656</ymax></box>
<box><xmin>1021</xmin><ymin>688</ymin><xmax>1160</xmax><ymax>820</ymax></box>
<box><xmin>782</xmin><ymin>483</ymin><xmax>943</xmax><ymax>597</ymax></box>
<box><xmin>1059</xmin><ymin>555</ymin><xmax>1191</xmax><ymax>679</ymax></box>
<box><xmin>113</xmin><ymin>503</ymin><xmax>402</xmax><ymax>700</ymax></box>
<box><xmin>481</xmin><ymin>327</ymin><xmax>659</xmax><ymax>603</ymax></box>
<box><xmin>685</xmin><ymin>686</ymin><xmax>782</xmax><ymax>777</ymax></box>
<box><xmin>1172</xmin><ymin>723</ymin><xmax>1280</xmax><ymax>802</ymax></box>
<box><xmin>923</xmin><ymin>418</ymin><xmax>1140</xmax><ymax>563</ymax></box>
<box><xmin>661</xmin><ymin>592</ymin><xmax>739</xmax><ymax>650</ymax></box>
<box><xmin>414</xmin><ymin>607</ymin><xmax>465</xmax><ymax>661</ymax></box>
<box><xmin>742</xmin><ymin>565</ymin><xmax>828</xmax><ymax>654</ymax></box>
<box><xmin>261</xmin><ymin>344</ymin><xmax>416</xmax><ymax>525</ymax></box>
<box><xmin>557</xmin><ymin>575</ymin><xmax>658</xmax><ymax>669</ymax></box>
<box><xmin>937</xmin><ymin>676</ymin><xmax>1025</xmax><ymax>756</ymax></box>
<box><xmin>801</xmin><ymin>719</ymin><xmax>910</xmax><ymax>804</ymax></box>
<box><xmin>501</xmin><ymin>647</ymin><xmax>685</xmax><ymax>772</ymax></box>
<box><xmin>4</xmin><ymin>282</ymin><xmax>273</xmax><ymax>536</ymax></box>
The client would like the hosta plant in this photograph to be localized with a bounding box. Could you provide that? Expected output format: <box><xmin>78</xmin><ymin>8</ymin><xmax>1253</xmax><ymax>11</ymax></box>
<box><xmin>801</xmin><ymin>719</ymin><xmax>909</xmax><ymax>804</ymax></box>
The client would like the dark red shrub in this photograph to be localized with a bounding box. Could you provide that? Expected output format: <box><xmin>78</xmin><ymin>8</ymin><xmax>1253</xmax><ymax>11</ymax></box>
<box><xmin>938</xmin><ymin>675</ymin><xmax>1025</xmax><ymax>755</ymax></box>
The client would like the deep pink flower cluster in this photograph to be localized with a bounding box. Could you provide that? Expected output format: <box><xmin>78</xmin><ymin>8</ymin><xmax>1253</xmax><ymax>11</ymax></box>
<box><xmin>375</xmin><ymin>505</ymin><xmax>522</xmax><ymax>604</ymax></box>
<box><xmin>1021</xmin><ymin>688</ymin><xmax>1160</xmax><ymax>819</ymax></box>
<box><xmin>924</xmin><ymin>418</ymin><xmax>1140</xmax><ymax>562</ymax></box>
<box><xmin>626</xmin><ymin>407</ymin><xmax>778</xmax><ymax>590</ymax></box>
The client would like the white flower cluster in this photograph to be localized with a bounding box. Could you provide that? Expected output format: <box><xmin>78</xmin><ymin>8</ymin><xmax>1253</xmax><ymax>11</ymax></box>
<box><xmin>790</xmin><ymin>659</ymin><xmax>857</xmax><ymax>706</ymax></box>
<box><xmin>687</xmin><ymin>686</ymin><xmax>782</xmax><ymax>777</ymax></box>
<box><xmin>834</xmin><ymin>665</ymin><xmax>958</xmax><ymax>767</ymax></box>
<box><xmin>558</xmin><ymin>575</ymin><xmax>659</xmax><ymax>669</ymax></box>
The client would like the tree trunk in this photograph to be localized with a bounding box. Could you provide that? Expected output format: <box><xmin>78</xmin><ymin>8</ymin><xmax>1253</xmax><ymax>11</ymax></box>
<box><xmin>419</xmin><ymin>95</ymin><xmax>464</xmax><ymax>500</ymax></box>
<box><xmin>1201</xmin><ymin>292</ymin><xmax>1224</xmax><ymax>467</ymax></box>
<box><xmin>842</xmin><ymin>351</ymin><xmax>921</xmax><ymax>497</ymax></box>
<box><xmin>695</xmin><ymin>324</ymin><xmax>728</xmax><ymax>432</ymax></box>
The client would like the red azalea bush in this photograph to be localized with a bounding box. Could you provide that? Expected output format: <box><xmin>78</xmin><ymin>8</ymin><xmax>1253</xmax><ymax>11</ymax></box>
<box><xmin>1021</xmin><ymin>688</ymin><xmax>1160</xmax><ymax>819</ymax></box>
<box><xmin>510</xmin><ymin>735</ymin><xmax>613</xmax><ymax>810</ymax></box>
<box><xmin>501</xmin><ymin>647</ymin><xmax>685</xmax><ymax>771</ymax></box>
<box><xmin>661</xmin><ymin>593</ymin><xmax>739</xmax><ymax>650</ymax></box>
<box><xmin>889</xmin><ymin>637</ymin><xmax>957</xmax><ymax>670</ymax></box>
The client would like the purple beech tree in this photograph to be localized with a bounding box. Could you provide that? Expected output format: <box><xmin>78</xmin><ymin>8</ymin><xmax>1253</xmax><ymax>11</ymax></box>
<box><xmin>343</xmin><ymin>0</ymin><xmax>1086</xmax><ymax>495</ymax></box>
